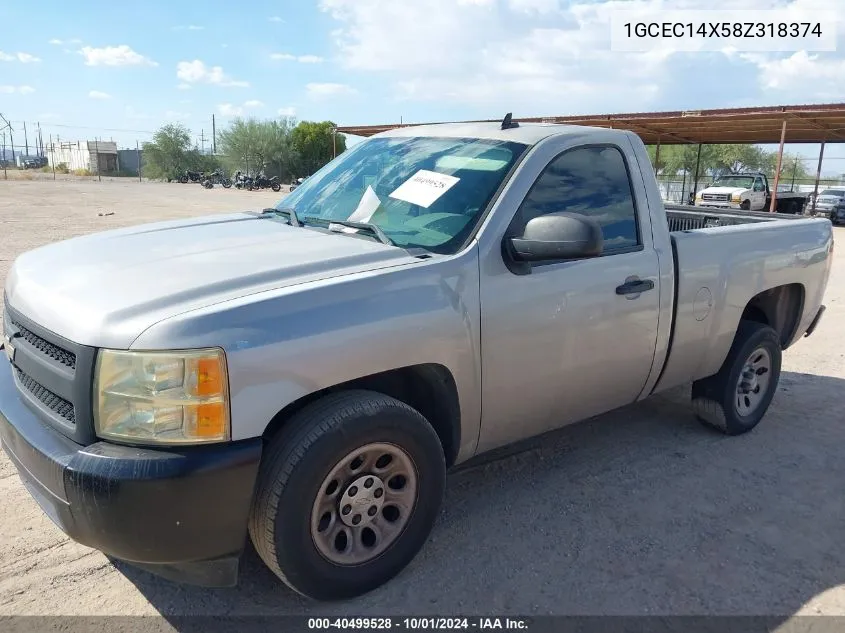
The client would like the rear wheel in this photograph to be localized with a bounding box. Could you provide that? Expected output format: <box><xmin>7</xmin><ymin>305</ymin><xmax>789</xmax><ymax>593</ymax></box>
<box><xmin>249</xmin><ymin>390</ymin><xmax>446</xmax><ymax>601</ymax></box>
<box><xmin>179</xmin><ymin>175</ymin><xmax>188</xmax><ymax>184</ymax></box>
<box><xmin>692</xmin><ymin>320</ymin><xmax>782</xmax><ymax>435</ymax></box>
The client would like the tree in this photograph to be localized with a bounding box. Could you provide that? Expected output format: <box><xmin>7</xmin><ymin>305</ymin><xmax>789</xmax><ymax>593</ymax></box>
<box><xmin>142</xmin><ymin>123</ymin><xmax>220</xmax><ymax>180</ymax></box>
<box><xmin>290</xmin><ymin>121</ymin><xmax>345</xmax><ymax>177</ymax></box>
<box><xmin>217</xmin><ymin>116</ymin><xmax>297</xmax><ymax>179</ymax></box>
<box><xmin>141</xmin><ymin>123</ymin><xmax>193</xmax><ymax>180</ymax></box>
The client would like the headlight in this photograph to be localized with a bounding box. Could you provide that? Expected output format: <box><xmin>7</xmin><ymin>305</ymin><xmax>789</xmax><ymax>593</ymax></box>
<box><xmin>695</xmin><ymin>193</ymin><xmax>702</xmax><ymax>200</ymax></box>
<box><xmin>731</xmin><ymin>193</ymin><xmax>742</xmax><ymax>203</ymax></box>
<box><xmin>94</xmin><ymin>348</ymin><xmax>230</xmax><ymax>445</ymax></box>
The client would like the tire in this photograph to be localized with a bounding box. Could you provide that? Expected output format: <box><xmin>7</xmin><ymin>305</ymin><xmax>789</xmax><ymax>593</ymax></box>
<box><xmin>179</xmin><ymin>176</ymin><xmax>188</xmax><ymax>184</ymax></box>
<box><xmin>222</xmin><ymin>180</ymin><xmax>232</xmax><ymax>189</ymax></box>
<box><xmin>248</xmin><ymin>390</ymin><xmax>446</xmax><ymax>601</ymax></box>
<box><xmin>272</xmin><ymin>183</ymin><xmax>281</xmax><ymax>192</ymax></box>
<box><xmin>740</xmin><ymin>200</ymin><xmax>751</xmax><ymax>210</ymax></box>
<box><xmin>691</xmin><ymin>320</ymin><xmax>782</xmax><ymax>436</ymax></box>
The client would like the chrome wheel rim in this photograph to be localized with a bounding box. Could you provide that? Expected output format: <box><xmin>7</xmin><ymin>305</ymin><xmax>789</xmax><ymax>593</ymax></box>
<box><xmin>736</xmin><ymin>347</ymin><xmax>772</xmax><ymax>416</ymax></box>
<box><xmin>310</xmin><ymin>442</ymin><xmax>418</xmax><ymax>566</ymax></box>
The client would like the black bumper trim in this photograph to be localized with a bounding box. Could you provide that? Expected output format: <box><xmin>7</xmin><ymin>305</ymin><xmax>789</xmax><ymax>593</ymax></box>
<box><xmin>804</xmin><ymin>305</ymin><xmax>825</xmax><ymax>338</ymax></box>
<box><xmin>0</xmin><ymin>356</ymin><xmax>263</xmax><ymax>587</ymax></box>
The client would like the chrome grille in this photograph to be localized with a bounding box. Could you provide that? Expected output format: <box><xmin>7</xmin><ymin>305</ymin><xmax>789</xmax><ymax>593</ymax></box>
<box><xmin>15</xmin><ymin>368</ymin><xmax>75</xmax><ymax>424</ymax></box>
<box><xmin>701</xmin><ymin>193</ymin><xmax>731</xmax><ymax>202</ymax></box>
<box><xmin>11</xmin><ymin>320</ymin><xmax>77</xmax><ymax>369</ymax></box>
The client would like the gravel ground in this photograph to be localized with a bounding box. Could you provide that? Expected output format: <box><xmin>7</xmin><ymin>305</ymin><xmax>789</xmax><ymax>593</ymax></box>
<box><xmin>0</xmin><ymin>179</ymin><xmax>844</xmax><ymax>617</ymax></box>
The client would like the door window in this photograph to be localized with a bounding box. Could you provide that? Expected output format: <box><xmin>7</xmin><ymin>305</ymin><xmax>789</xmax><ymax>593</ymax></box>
<box><xmin>513</xmin><ymin>145</ymin><xmax>640</xmax><ymax>252</ymax></box>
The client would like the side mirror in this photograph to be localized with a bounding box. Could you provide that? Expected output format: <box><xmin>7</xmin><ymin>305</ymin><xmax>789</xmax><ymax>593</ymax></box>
<box><xmin>507</xmin><ymin>212</ymin><xmax>603</xmax><ymax>262</ymax></box>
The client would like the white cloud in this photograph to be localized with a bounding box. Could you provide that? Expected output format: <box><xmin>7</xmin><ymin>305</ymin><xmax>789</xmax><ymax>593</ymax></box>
<box><xmin>0</xmin><ymin>85</ymin><xmax>35</xmax><ymax>94</ymax></box>
<box><xmin>88</xmin><ymin>90</ymin><xmax>111</xmax><ymax>99</ymax></box>
<box><xmin>165</xmin><ymin>110</ymin><xmax>191</xmax><ymax>119</ymax></box>
<box><xmin>507</xmin><ymin>0</ymin><xmax>560</xmax><ymax>13</ymax></box>
<box><xmin>269</xmin><ymin>16</ymin><xmax>284</xmax><ymax>22</ymax></box>
<box><xmin>742</xmin><ymin>51</ymin><xmax>845</xmax><ymax>98</ymax></box>
<box><xmin>317</xmin><ymin>0</ymin><xmax>843</xmax><ymax>113</ymax></box>
<box><xmin>270</xmin><ymin>53</ymin><xmax>323</xmax><ymax>63</ymax></box>
<box><xmin>0</xmin><ymin>51</ymin><xmax>41</xmax><ymax>62</ymax></box>
<box><xmin>48</xmin><ymin>39</ymin><xmax>62</xmax><ymax>45</ymax></box>
<box><xmin>218</xmin><ymin>103</ymin><xmax>244</xmax><ymax>116</ymax></box>
<box><xmin>278</xmin><ymin>106</ymin><xmax>297</xmax><ymax>117</ymax></box>
<box><xmin>218</xmin><ymin>100</ymin><xmax>265</xmax><ymax>117</ymax></box>
<box><xmin>176</xmin><ymin>60</ymin><xmax>249</xmax><ymax>87</ymax></box>
<box><xmin>306</xmin><ymin>82</ymin><xmax>357</xmax><ymax>98</ymax></box>
<box><xmin>80</xmin><ymin>45</ymin><xmax>157</xmax><ymax>67</ymax></box>
<box><xmin>172</xmin><ymin>25</ymin><xmax>205</xmax><ymax>31</ymax></box>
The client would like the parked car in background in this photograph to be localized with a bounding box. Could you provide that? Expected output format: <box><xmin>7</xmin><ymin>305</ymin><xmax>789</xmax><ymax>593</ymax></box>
<box><xmin>813</xmin><ymin>188</ymin><xmax>845</xmax><ymax>224</ymax></box>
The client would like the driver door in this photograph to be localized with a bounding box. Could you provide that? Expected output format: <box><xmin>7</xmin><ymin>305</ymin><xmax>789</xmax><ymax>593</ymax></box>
<box><xmin>752</xmin><ymin>177</ymin><xmax>767</xmax><ymax>210</ymax></box>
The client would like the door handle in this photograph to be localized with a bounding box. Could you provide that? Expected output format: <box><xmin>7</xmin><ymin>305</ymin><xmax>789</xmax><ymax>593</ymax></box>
<box><xmin>616</xmin><ymin>279</ymin><xmax>655</xmax><ymax>295</ymax></box>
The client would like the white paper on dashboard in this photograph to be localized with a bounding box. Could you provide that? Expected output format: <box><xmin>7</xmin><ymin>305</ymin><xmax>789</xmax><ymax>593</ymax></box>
<box><xmin>388</xmin><ymin>170</ymin><xmax>460</xmax><ymax>208</ymax></box>
<box><xmin>347</xmin><ymin>185</ymin><xmax>382</xmax><ymax>223</ymax></box>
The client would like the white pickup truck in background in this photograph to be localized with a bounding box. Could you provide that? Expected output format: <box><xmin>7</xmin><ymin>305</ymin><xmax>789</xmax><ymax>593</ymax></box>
<box><xmin>696</xmin><ymin>173</ymin><xmax>807</xmax><ymax>214</ymax></box>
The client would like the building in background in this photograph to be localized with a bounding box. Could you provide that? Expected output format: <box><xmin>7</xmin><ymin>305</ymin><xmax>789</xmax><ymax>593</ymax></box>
<box><xmin>116</xmin><ymin>148</ymin><xmax>142</xmax><ymax>176</ymax></box>
<box><xmin>47</xmin><ymin>140</ymin><xmax>118</xmax><ymax>173</ymax></box>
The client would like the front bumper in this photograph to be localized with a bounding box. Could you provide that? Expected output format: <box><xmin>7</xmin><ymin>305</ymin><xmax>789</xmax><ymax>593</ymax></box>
<box><xmin>0</xmin><ymin>352</ymin><xmax>262</xmax><ymax>587</ymax></box>
<box><xmin>696</xmin><ymin>200</ymin><xmax>742</xmax><ymax>210</ymax></box>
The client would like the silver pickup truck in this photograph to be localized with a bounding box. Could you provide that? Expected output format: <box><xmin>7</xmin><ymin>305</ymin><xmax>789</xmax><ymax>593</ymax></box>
<box><xmin>0</xmin><ymin>119</ymin><xmax>833</xmax><ymax>601</ymax></box>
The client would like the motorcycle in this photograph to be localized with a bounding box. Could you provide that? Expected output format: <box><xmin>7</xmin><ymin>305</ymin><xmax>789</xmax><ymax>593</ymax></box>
<box><xmin>249</xmin><ymin>173</ymin><xmax>282</xmax><ymax>192</ymax></box>
<box><xmin>179</xmin><ymin>169</ymin><xmax>203</xmax><ymax>184</ymax></box>
<box><xmin>201</xmin><ymin>169</ymin><xmax>232</xmax><ymax>189</ymax></box>
<box><xmin>234</xmin><ymin>172</ymin><xmax>254</xmax><ymax>190</ymax></box>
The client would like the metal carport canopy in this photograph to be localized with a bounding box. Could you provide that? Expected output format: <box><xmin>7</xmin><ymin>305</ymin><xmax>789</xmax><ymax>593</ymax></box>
<box><xmin>335</xmin><ymin>102</ymin><xmax>845</xmax><ymax>145</ymax></box>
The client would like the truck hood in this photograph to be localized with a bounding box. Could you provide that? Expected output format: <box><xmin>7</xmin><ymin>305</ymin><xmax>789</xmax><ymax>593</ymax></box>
<box><xmin>5</xmin><ymin>212</ymin><xmax>420</xmax><ymax>348</ymax></box>
<box><xmin>701</xmin><ymin>186</ymin><xmax>748</xmax><ymax>194</ymax></box>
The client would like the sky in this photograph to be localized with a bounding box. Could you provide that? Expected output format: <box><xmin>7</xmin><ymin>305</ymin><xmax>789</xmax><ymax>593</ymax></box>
<box><xmin>0</xmin><ymin>0</ymin><xmax>843</xmax><ymax>175</ymax></box>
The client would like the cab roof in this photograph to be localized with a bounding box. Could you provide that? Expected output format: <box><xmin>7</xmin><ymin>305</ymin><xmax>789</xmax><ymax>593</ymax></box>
<box><xmin>372</xmin><ymin>121</ymin><xmax>634</xmax><ymax>146</ymax></box>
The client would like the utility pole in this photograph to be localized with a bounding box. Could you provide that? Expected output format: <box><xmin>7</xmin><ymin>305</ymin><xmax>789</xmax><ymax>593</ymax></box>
<box><xmin>23</xmin><ymin>121</ymin><xmax>29</xmax><ymax>156</ymax></box>
<box><xmin>212</xmin><ymin>115</ymin><xmax>217</xmax><ymax>154</ymax></box>
<box><xmin>49</xmin><ymin>134</ymin><xmax>55</xmax><ymax>180</ymax></box>
<box><xmin>200</xmin><ymin>129</ymin><xmax>205</xmax><ymax>153</ymax></box>
<box><xmin>95</xmin><ymin>136</ymin><xmax>101</xmax><ymax>182</ymax></box>
<box><xmin>0</xmin><ymin>113</ymin><xmax>13</xmax><ymax>169</ymax></box>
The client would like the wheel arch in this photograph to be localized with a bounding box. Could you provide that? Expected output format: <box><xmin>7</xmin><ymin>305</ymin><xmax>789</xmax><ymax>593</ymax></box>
<box><xmin>261</xmin><ymin>363</ymin><xmax>462</xmax><ymax>468</ymax></box>
<box><xmin>740</xmin><ymin>282</ymin><xmax>805</xmax><ymax>349</ymax></box>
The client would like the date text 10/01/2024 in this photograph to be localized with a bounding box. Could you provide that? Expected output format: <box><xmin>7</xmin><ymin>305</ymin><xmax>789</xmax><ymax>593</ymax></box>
<box><xmin>307</xmin><ymin>618</ymin><xmax>530</xmax><ymax>630</ymax></box>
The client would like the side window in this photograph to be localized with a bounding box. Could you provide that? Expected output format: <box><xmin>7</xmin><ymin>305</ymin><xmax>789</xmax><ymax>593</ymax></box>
<box><xmin>754</xmin><ymin>177</ymin><xmax>764</xmax><ymax>192</ymax></box>
<box><xmin>514</xmin><ymin>145</ymin><xmax>640</xmax><ymax>252</ymax></box>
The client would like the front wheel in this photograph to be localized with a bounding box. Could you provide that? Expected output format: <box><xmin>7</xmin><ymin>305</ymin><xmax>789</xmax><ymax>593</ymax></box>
<box><xmin>692</xmin><ymin>320</ymin><xmax>782</xmax><ymax>435</ymax></box>
<box><xmin>179</xmin><ymin>176</ymin><xmax>188</xmax><ymax>184</ymax></box>
<box><xmin>248</xmin><ymin>390</ymin><xmax>446</xmax><ymax>601</ymax></box>
<box><xmin>222</xmin><ymin>179</ymin><xmax>232</xmax><ymax>188</ymax></box>
<box><xmin>271</xmin><ymin>183</ymin><xmax>281</xmax><ymax>192</ymax></box>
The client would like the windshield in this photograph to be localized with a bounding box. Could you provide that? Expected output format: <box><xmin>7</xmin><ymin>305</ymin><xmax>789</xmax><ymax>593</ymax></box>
<box><xmin>275</xmin><ymin>136</ymin><xmax>528</xmax><ymax>254</ymax></box>
<box><xmin>820</xmin><ymin>189</ymin><xmax>845</xmax><ymax>197</ymax></box>
<box><xmin>712</xmin><ymin>176</ymin><xmax>755</xmax><ymax>188</ymax></box>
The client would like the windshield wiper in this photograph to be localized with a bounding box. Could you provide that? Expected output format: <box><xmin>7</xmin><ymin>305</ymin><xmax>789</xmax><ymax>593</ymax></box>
<box><xmin>262</xmin><ymin>207</ymin><xmax>302</xmax><ymax>227</ymax></box>
<box><xmin>321</xmin><ymin>219</ymin><xmax>395</xmax><ymax>246</ymax></box>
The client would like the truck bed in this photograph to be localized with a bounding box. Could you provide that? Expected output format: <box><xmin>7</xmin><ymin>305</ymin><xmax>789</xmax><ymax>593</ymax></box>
<box><xmin>653</xmin><ymin>203</ymin><xmax>832</xmax><ymax>397</ymax></box>
<box><xmin>665</xmin><ymin>204</ymin><xmax>806</xmax><ymax>233</ymax></box>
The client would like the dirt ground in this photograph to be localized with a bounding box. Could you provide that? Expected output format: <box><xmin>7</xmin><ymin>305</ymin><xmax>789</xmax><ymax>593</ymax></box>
<box><xmin>1</xmin><ymin>179</ymin><xmax>844</xmax><ymax>618</ymax></box>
